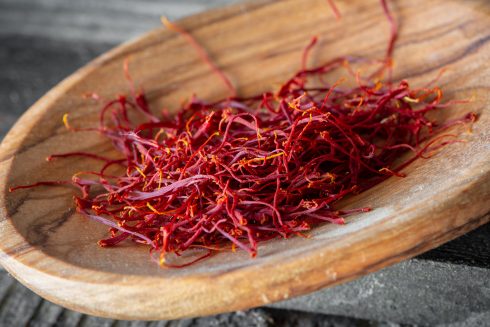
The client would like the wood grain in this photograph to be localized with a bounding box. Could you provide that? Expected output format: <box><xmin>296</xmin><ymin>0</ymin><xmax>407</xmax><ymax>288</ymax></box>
<box><xmin>0</xmin><ymin>0</ymin><xmax>489</xmax><ymax>320</ymax></box>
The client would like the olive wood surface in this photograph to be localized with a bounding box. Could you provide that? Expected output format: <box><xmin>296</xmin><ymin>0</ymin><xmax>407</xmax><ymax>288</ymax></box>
<box><xmin>0</xmin><ymin>0</ymin><xmax>489</xmax><ymax>320</ymax></box>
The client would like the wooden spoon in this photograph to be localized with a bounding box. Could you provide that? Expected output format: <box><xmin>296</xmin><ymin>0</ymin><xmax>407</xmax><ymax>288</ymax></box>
<box><xmin>0</xmin><ymin>0</ymin><xmax>489</xmax><ymax>320</ymax></box>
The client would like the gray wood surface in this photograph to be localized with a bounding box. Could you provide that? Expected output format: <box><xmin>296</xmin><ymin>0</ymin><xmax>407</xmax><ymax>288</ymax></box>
<box><xmin>0</xmin><ymin>0</ymin><xmax>488</xmax><ymax>325</ymax></box>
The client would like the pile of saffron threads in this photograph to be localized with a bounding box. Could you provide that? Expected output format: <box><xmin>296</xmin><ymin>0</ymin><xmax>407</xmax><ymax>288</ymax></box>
<box><xmin>10</xmin><ymin>0</ymin><xmax>476</xmax><ymax>267</ymax></box>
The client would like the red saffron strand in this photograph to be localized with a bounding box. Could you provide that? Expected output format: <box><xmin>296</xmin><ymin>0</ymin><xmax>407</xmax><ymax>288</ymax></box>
<box><xmin>326</xmin><ymin>0</ymin><xmax>342</xmax><ymax>20</ymax></box>
<box><xmin>302</xmin><ymin>36</ymin><xmax>319</xmax><ymax>71</ymax></box>
<box><xmin>380</xmin><ymin>0</ymin><xmax>398</xmax><ymax>63</ymax></box>
<box><xmin>161</xmin><ymin>17</ymin><xmax>237</xmax><ymax>98</ymax></box>
<box><xmin>9</xmin><ymin>181</ymin><xmax>71</xmax><ymax>192</ymax></box>
<box><xmin>47</xmin><ymin>152</ymin><xmax>120</xmax><ymax>163</ymax></box>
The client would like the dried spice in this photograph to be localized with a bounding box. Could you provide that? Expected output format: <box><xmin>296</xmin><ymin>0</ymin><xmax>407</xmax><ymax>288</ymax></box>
<box><xmin>10</xmin><ymin>0</ymin><xmax>476</xmax><ymax>267</ymax></box>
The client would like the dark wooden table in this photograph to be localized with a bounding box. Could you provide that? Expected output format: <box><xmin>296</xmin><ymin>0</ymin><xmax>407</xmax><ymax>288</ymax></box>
<box><xmin>0</xmin><ymin>1</ymin><xmax>489</xmax><ymax>326</ymax></box>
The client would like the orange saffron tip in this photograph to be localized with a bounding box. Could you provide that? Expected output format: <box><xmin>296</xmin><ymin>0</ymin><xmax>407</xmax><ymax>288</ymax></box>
<box><xmin>470</xmin><ymin>91</ymin><xmax>477</xmax><ymax>102</ymax></box>
<box><xmin>379</xmin><ymin>167</ymin><xmax>406</xmax><ymax>177</ymax></box>
<box><xmin>161</xmin><ymin>16</ymin><xmax>176</xmax><ymax>31</ymax></box>
<box><xmin>62</xmin><ymin>113</ymin><xmax>70</xmax><ymax>129</ymax></box>
<box><xmin>123</xmin><ymin>57</ymin><xmax>132</xmax><ymax>82</ymax></box>
<box><xmin>135</xmin><ymin>166</ymin><xmax>146</xmax><ymax>178</ymax></box>
<box><xmin>403</xmin><ymin>96</ymin><xmax>419</xmax><ymax>103</ymax></box>
<box><xmin>147</xmin><ymin>202</ymin><xmax>163</xmax><ymax>215</ymax></box>
<box><xmin>247</xmin><ymin>152</ymin><xmax>285</xmax><ymax>164</ymax></box>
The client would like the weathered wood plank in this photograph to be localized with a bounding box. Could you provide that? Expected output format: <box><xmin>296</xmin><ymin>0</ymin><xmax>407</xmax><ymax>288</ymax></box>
<box><xmin>52</xmin><ymin>310</ymin><xmax>84</xmax><ymax>327</ymax></box>
<box><xmin>114</xmin><ymin>320</ymin><xmax>151</xmax><ymax>327</ymax></box>
<box><xmin>78</xmin><ymin>315</ymin><xmax>115</xmax><ymax>327</ymax></box>
<box><xmin>0</xmin><ymin>0</ymin><xmax>241</xmax><ymax>43</ymax></box>
<box><xmin>28</xmin><ymin>300</ymin><xmax>65</xmax><ymax>327</ymax></box>
<box><xmin>272</xmin><ymin>258</ymin><xmax>490</xmax><ymax>325</ymax></box>
<box><xmin>0</xmin><ymin>280</ymin><xmax>43</xmax><ymax>326</ymax></box>
<box><xmin>0</xmin><ymin>270</ymin><xmax>16</xmax><ymax>312</ymax></box>
<box><xmin>145</xmin><ymin>321</ymin><xmax>170</xmax><ymax>327</ymax></box>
